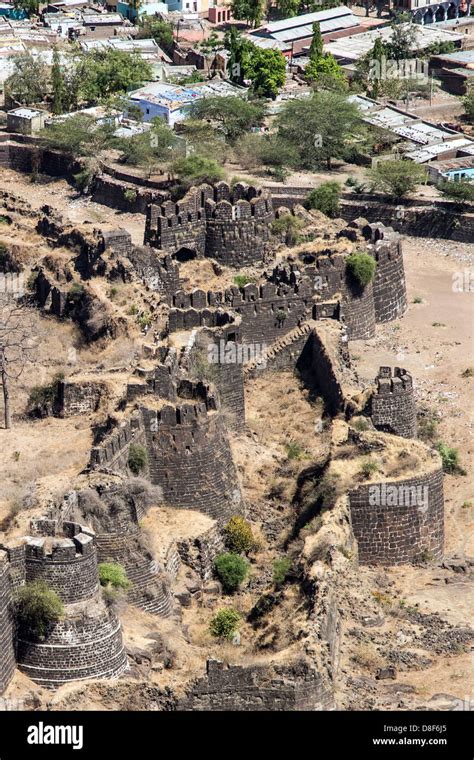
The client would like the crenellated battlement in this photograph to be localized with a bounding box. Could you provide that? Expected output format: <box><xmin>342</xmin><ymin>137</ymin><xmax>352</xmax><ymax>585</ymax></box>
<box><xmin>145</xmin><ymin>181</ymin><xmax>274</xmax><ymax>267</ymax></box>
<box><xmin>372</xmin><ymin>366</ymin><xmax>416</xmax><ymax>439</ymax></box>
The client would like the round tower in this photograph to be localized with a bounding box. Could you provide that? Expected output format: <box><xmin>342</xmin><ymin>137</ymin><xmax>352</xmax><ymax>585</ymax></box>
<box><xmin>16</xmin><ymin>519</ymin><xmax>128</xmax><ymax>688</ymax></box>
<box><xmin>371</xmin><ymin>366</ymin><xmax>417</xmax><ymax>439</ymax></box>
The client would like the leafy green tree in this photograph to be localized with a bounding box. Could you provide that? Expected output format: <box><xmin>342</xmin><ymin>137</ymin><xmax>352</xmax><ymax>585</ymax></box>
<box><xmin>40</xmin><ymin>114</ymin><xmax>114</xmax><ymax>158</ymax></box>
<box><xmin>5</xmin><ymin>52</ymin><xmax>48</xmax><ymax>105</ymax></box>
<box><xmin>118</xmin><ymin>118</ymin><xmax>178</xmax><ymax>170</ymax></box>
<box><xmin>171</xmin><ymin>154</ymin><xmax>224</xmax><ymax>188</ymax></box>
<box><xmin>368</xmin><ymin>159</ymin><xmax>426</xmax><ymax>198</ymax></box>
<box><xmin>189</xmin><ymin>96</ymin><xmax>265</xmax><ymax>143</ymax></box>
<box><xmin>276</xmin><ymin>91</ymin><xmax>364</xmax><ymax>170</ymax></box>
<box><xmin>437</xmin><ymin>179</ymin><xmax>474</xmax><ymax>204</ymax></box>
<box><xmin>306</xmin><ymin>181</ymin><xmax>341</xmax><ymax>217</ymax></box>
<box><xmin>386</xmin><ymin>14</ymin><xmax>419</xmax><ymax>61</ymax></box>
<box><xmin>463</xmin><ymin>89</ymin><xmax>474</xmax><ymax>123</ymax></box>
<box><xmin>346</xmin><ymin>252</ymin><xmax>376</xmax><ymax>288</ymax></box>
<box><xmin>224</xmin><ymin>27</ymin><xmax>254</xmax><ymax>85</ymax></box>
<box><xmin>209</xmin><ymin>607</ymin><xmax>241</xmax><ymax>639</ymax></box>
<box><xmin>214</xmin><ymin>553</ymin><xmax>248</xmax><ymax>593</ymax></box>
<box><xmin>14</xmin><ymin>581</ymin><xmax>64</xmax><ymax>639</ymax></box>
<box><xmin>199</xmin><ymin>31</ymin><xmax>224</xmax><ymax>73</ymax></box>
<box><xmin>137</xmin><ymin>19</ymin><xmax>174</xmax><ymax>53</ymax></box>
<box><xmin>246</xmin><ymin>47</ymin><xmax>286</xmax><ymax>99</ymax></box>
<box><xmin>13</xmin><ymin>0</ymin><xmax>40</xmax><ymax>14</ymax></box>
<box><xmin>75</xmin><ymin>50</ymin><xmax>152</xmax><ymax>106</ymax></box>
<box><xmin>274</xmin><ymin>0</ymin><xmax>300</xmax><ymax>16</ymax></box>
<box><xmin>175</xmin><ymin>118</ymin><xmax>225</xmax><ymax>160</ymax></box>
<box><xmin>231</xmin><ymin>0</ymin><xmax>265</xmax><ymax>27</ymax></box>
<box><xmin>51</xmin><ymin>48</ymin><xmax>66</xmax><ymax>116</ymax></box>
<box><xmin>308</xmin><ymin>21</ymin><xmax>323</xmax><ymax>61</ymax></box>
<box><xmin>306</xmin><ymin>53</ymin><xmax>346</xmax><ymax>90</ymax></box>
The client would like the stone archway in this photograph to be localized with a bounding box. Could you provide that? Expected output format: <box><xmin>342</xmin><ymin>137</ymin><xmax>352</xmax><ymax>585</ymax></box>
<box><xmin>435</xmin><ymin>5</ymin><xmax>447</xmax><ymax>20</ymax></box>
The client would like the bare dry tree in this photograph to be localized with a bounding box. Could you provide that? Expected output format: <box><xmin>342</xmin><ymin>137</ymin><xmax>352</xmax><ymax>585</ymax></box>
<box><xmin>0</xmin><ymin>294</ymin><xmax>35</xmax><ymax>429</ymax></box>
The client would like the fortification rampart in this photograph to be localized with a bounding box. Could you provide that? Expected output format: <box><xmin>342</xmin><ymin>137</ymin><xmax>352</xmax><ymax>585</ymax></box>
<box><xmin>145</xmin><ymin>181</ymin><xmax>274</xmax><ymax>267</ymax></box>
<box><xmin>371</xmin><ymin>366</ymin><xmax>416</xmax><ymax>439</ymax></box>
<box><xmin>349</xmin><ymin>466</ymin><xmax>444</xmax><ymax>565</ymax></box>
<box><xmin>1</xmin><ymin>518</ymin><xmax>128</xmax><ymax>689</ymax></box>
<box><xmin>0</xmin><ymin>552</ymin><xmax>15</xmax><ymax>695</ymax></box>
<box><xmin>24</xmin><ymin>519</ymin><xmax>99</xmax><ymax>604</ymax></box>
<box><xmin>141</xmin><ymin>385</ymin><xmax>243</xmax><ymax>522</ymax></box>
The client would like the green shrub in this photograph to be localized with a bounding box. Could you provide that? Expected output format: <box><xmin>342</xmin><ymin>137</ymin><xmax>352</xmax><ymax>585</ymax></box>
<box><xmin>435</xmin><ymin>442</ymin><xmax>465</xmax><ymax>475</ymax></box>
<box><xmin>359</xmin><ymin>459</ymin><xmax>380</xmax><ymax>479</ymax></box>
<box><xmin>98</xmin><ymin>562</ymin><xmax>131</xmax><ymax>590</ymax></box>
<box><xmin>271</xmin><ymin>214</ymin><xmax>304</xmax><ymax>246</ymax></box>
<box><xmin>276</xmin><ymin>309</ymin><xmax>287</xmax><ymax>323</ymax></box>
<box><xmin>306</xmin><ymin>181</ymin><xmax>341</xmax><ymax>218</ymax></box>
<box><xmin>138</xmin><ymin>313</ymin><xmax>152</xmax><ymax>329</ymax></box>
<box><xmin>214</xmin><ymin>552</ymin><xmax>248</xmax><ymax>593</ymax></box>
<box><xmin>233</xmin><ymin>274</ymin><xmax>255</xmax><ymax>288</ymax></box>
<box><xmin>346</xmin><ymin>252</ymin><xmax>376</xmax><ymax>288</ymax></box>
<box><xmin>209</xmin><ymin>607</ymin><xmax>241</xmax><ymax>640</ymax></box>
<box><xmin>223</xmin><ymin>516</ymin><xmax>256</xmax><ymax>555</ymax></box>
<box><xmin>285</xmin><ymin>440</ymin><xmax>306</xmax><ymax>460</ymax></box>
<box><xmin>14</xmin><ymin>581</ymin><xmax>64</xmax><ymax>639</ymax></box>
<box><xmin>272</xmin><ymin>557</ymin><xmax>292</xmax><ymax>586</ymax></box>
<box><xmin>352</xmin><ymin>417</ymin><xmax>369</xmax><ymax>432</ymax></box>
<box><xmin>128</xmin><ymin>444</ymin><xmax>148</xmax><ymax>475</ymax></box>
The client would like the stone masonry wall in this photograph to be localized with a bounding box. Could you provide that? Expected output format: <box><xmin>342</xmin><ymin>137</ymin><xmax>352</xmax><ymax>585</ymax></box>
<box><xmin>25</xmin><ymin>520</ymin><xmax>99</xmax><ymax>604</ymax></box>
<box><xmin>349</xmin><ymin>467</ymin><xmax>444</xmax><ymax>565</ymax></box>
<box><xmin>142</xmin><ymin>394</ymin><xmax>243</xmax><ymax>523</ymax></box>
<box><xmin>145</xmin><ymin>181</ymin><xmax>274</xmax><ymax>268</ymax></box>
<box><xmin>0</xmin><ymin>552</ymin><xmax>15</xmax><ymax>695</ymax></box>
<box><xmin>371</xmin><ymin>366</ymin><xmax>417</xmax><ymax>439</ymax></box>
<box><xmin>179</xmin><ymin>658</ymin><xmax>334</xmax><ymax>711</ymax></box>
<box><xmin>16</xmin><ymin>609</ymin><xmax>127</xmax><ymax>688</ymax></box>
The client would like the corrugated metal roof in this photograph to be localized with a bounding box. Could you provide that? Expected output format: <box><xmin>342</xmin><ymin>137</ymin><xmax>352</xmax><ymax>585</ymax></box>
<box><xmin>265</xmin><ymin>6</ymin><xmax>352</xmax><ymax>33</ymax></box>
<box><xmin>272</xmin><ymin>13</ymin><xmax>357</xmax><ymax>43</ymax></box>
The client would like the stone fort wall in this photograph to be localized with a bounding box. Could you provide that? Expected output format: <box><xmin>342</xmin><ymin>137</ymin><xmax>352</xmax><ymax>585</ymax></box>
<box><xmin>178</xmin><ymin>658</ymin><xmax>335</xmax><ymax>711</ymax></box>
<box><xmin>1</xmin><ymin>519</ymin><xmax>128</xmax><ymax>690</ymax></box>
<box><xmin>145</xmin><ymin>181</ymin><xmax>274</xmax><ymax>268</ymax></box>
<box><xmin>0</xmin><ymin>552</ymin><xmax>15</xmax><ymax>695</ymax></box>
<box><xmin>142</xmin><ymin>392</ymin><xmax>243</xmax><ymax>523</ymax></box>
<box><xmin>349</xmin><ymin>467</ymin><xmax>444</xmax><ymax>565</ymax></box>
<box><xmin>371</xmin><ymin>366</ymin><xmax>417</xmax><ymax>439</ymax></box>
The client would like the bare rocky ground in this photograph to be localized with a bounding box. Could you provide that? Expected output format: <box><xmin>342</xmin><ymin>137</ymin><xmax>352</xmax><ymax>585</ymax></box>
<box><xmin>0</xmin><ymin>167</ymin><xmax>472</xmax><ymax>711</ymax></box>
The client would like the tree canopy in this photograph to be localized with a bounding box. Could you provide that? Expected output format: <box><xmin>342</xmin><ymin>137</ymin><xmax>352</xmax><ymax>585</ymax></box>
<box><xmin>189</xmin><ymin>96</ymin><xmax>265</xmax><ymax>143</ymax></box>
<box><xmin>275</xmin><ymin>91</ymin><xmax>365</xmax><ymax>170</ymax></box>
<box><xmin>368</xmin><ymin>159</ymin><xmax>427</xmax><ymax>198</ymax></box>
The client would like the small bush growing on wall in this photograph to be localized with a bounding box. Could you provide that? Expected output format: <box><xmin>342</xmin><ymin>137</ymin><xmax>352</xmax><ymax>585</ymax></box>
<box><xmin>14</xmin><ymin>581</ymin><xmax>64</xmax><ymax>639</ymax></box>
<box><xmin>99</xmin><ymin>562</ymin><xmax>131</xmax><ymax>590</ymax></box>
<box><xmin>209</xmin><ymin>607</ymin><xmax>241</xmax><ymax>640</ymax></box>
<box><xmin>128</xmin><ymin>444</ymin><xmax>148</xmax><ymax>475</ymax></box>
<box><xmin>346</xmin><ymin>252</ymin><xmax>376</xmax><ymax>288</ymax></box>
